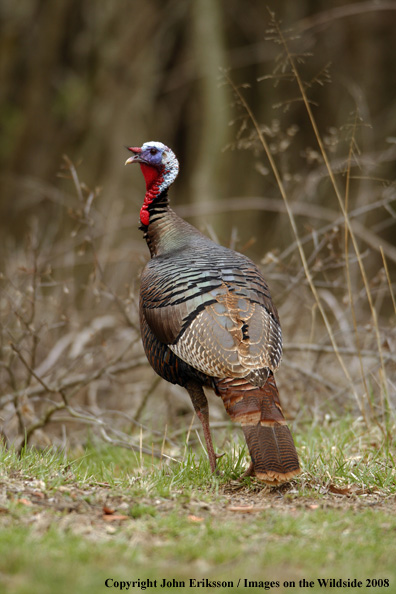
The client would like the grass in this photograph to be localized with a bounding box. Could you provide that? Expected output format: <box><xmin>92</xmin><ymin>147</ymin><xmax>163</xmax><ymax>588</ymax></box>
<box><xmin>0</xmin><ymin>419</ymin><xmax>395</xmax><ymax>594</ymax></box>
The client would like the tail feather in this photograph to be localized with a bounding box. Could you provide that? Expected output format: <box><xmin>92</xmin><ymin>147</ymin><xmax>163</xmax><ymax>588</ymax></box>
<box><xmin>216</xmin><ymin>374</ymin><xmax>300</xmax><ymax>484</ymax></box>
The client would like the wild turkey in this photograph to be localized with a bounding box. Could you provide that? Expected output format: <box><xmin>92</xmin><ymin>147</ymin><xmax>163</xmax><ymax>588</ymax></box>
<box><xmin>125</xmin><ymin>141</ymin><xmax>300</xmax><ymax>484</ymax></box>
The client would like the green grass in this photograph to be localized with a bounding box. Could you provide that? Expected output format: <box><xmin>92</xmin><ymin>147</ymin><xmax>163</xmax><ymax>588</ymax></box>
<box><xmin>0</xmin><ymin>419</ymin><xmax>395</xmax><ymax>594</ymax></box>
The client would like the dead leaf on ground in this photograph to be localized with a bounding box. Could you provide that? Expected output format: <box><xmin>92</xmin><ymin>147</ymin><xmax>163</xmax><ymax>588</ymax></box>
<box><xmin>329</xmin><ymin>484</ymin><xmax>354</xmax><ymax>496</ymax></box>
<box><xmin>227</xmin><ymin>506</ymin><xmax>266</xmax><ymax>513</ymax></box>
<box><xmin>187</xmin><ymin>515</ymin><xmax>204</xmax><ymax>522</ymax></box>
<box><xmin>102</xmin><ymin>514</ymin><xmax>130</xmax><ymax>522</ymax></box>
<box><xmin>33</xmin><ymin>492</ymin><xmax>45</xmax><ymax>499</ymax></box>
<box><xmin>16</xmin><ymin>498</ymin><xmax>32</xmax><ymax>506</ymax></box>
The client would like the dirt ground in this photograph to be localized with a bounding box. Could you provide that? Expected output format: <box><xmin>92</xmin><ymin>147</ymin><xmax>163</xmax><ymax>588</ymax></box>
<box><xmin>1</xmin><ymin>470</ymin><xmax>396</xmax><ymax>542</ymax></box>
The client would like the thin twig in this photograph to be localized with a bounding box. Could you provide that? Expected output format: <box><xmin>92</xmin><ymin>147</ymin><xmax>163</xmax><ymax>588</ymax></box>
<box><xmin>380</xmin><ymin>247</ymin><xmax>396</xmax><ymax>315</ymax></box>
<box><xmin>0</xmin><ymin>356</ymin><xmax>149</xmax><ymax>408</ymax></box>
<box><xmin>10</xmin><ymin>343</ymin><xmax>57</xmax><ymax>394</ymax></box>
<box><xmin>284</xmin><ymin>343</ymin><xmax>395</xmax><ymax>361</ymax></box>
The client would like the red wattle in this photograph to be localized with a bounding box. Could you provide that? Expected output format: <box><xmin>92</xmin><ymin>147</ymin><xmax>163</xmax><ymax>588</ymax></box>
<box><xmin>140</xmin><ymin>205</ymin><xmax>150</xmax><ymax>226</ymax></box>
<box><xmin>140</xmin><ymin>164</ymin><xmax>160</xmax><ymax>189</ymax></box>
<box><xmin>139</xmin><ymin>168</ymin><xmax>165</xmax><ymax>226</ymax></box>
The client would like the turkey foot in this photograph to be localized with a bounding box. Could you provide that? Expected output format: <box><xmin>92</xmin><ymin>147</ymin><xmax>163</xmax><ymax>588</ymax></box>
<box><xmin>238</xmin><ymin>461</ymin><xmax>255</xmax><ymax>481</ymax></box>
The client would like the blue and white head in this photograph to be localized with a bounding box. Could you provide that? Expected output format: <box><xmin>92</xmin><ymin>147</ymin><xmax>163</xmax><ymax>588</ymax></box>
<box><xmin>125</xmin><ymin>141</ymin><xmax>179</xmax><ymax>192</ymax></box>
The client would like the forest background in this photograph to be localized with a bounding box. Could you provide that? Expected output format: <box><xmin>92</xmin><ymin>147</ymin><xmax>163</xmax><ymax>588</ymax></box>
<box><xmin>1</xmin><ymin>2</ymin><xmax>396</xmax><ymax>592</ymax></box>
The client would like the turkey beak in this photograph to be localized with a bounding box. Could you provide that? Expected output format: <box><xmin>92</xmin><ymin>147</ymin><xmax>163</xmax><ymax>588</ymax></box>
<box><xmin>125</xmin><ymin>147</ymin><xmax>144</xmax><ymax>165</ymax></box>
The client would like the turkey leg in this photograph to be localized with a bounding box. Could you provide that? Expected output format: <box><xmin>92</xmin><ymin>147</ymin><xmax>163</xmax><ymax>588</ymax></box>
<box><xmin>185</xmin><ymin>381</ymin><xmax>222</xmax><ymax>474</ymax></box>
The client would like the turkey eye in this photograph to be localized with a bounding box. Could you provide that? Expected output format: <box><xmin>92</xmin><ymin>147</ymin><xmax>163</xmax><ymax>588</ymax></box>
<box><xmin>150</xmin><ymin>148</ymin><xmax>158</xmax><ymax>155</ymax></box>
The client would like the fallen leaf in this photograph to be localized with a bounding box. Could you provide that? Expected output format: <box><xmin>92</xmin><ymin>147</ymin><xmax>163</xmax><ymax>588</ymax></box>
<box><xmin>17</xmin><ymin>498</ymin><xmax>32</xmax><ymax>506</ymax></box>
<box><xmin>328</xmin><ymin>484</ymin><xmax>352</xmax><ymax>495</ymax></box>
<box><xmin>188</xmin><ymin>515</ymin><xmax>204</xmax><ymax>522</ymax></box>
<box><xmin>102</xmin><ymin>514</ymin><xmax>129</xmax><ymax>522</ymax></box>
<box><xmin>227</xmin><ymin>506</ymin><xmax>266</xmax><ymax>513</ymax></box>
<box><xmin>33</xmin><ymin>492</ymin><xmax>45</xmax><ymax>499</ymax></box>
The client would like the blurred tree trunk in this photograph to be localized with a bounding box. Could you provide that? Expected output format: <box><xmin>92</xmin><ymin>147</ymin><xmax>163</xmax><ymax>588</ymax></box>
<box><xmin>190</xmin><ymin>0</ymin><xmax>230</xmax><ymax>216</ymax></box>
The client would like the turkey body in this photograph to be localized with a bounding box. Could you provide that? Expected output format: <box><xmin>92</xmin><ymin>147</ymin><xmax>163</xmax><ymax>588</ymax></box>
<box><xmin>126</xmin><ymin>141</ymin><xmax>300</xmax><ymax>484</ymax></box>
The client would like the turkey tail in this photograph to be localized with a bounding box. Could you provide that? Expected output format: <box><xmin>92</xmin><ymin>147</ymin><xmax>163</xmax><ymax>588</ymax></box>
<box><xmin>216</xmin><ymin>374</ymin><xmax>300</xmax><ymax>484</ymax></box>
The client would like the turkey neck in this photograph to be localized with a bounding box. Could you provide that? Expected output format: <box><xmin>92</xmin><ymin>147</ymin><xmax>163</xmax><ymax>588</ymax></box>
<box><xmin>141</xmin><ymin>190</ymin><xmax>201</xmax><ymax>258</ymax></box>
